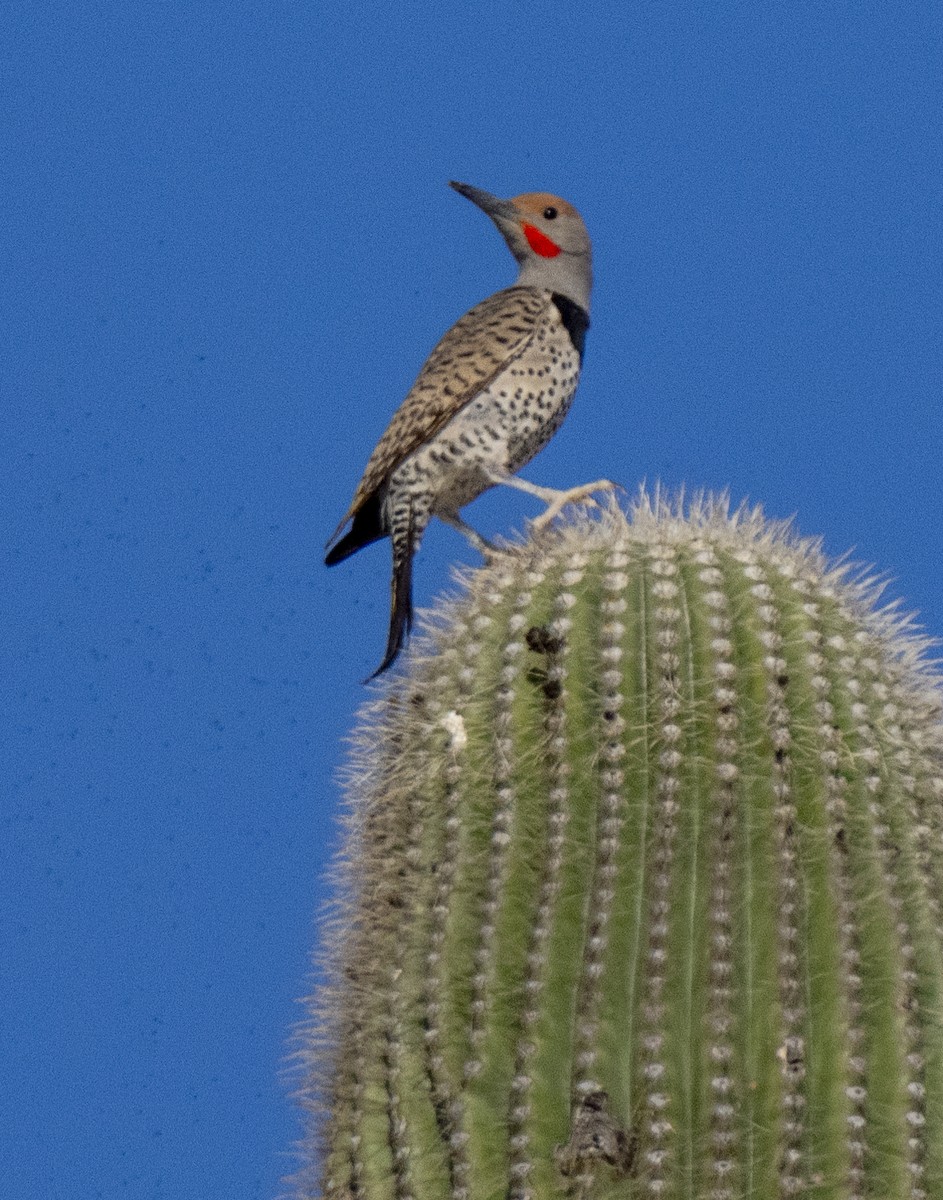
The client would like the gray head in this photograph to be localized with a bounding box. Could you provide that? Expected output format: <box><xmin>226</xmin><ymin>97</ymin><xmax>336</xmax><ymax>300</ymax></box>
<box><xmin>450</xmin><ymin>181</ymin><xmax>593</xmax><ymax>314</ymax></box>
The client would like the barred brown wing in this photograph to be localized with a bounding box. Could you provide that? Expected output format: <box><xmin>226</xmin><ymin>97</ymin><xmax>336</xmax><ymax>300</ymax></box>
<box><xmin>344</xmin><ymin>286</ymin><xmax>551</xmax><ymax>517</ymax></box>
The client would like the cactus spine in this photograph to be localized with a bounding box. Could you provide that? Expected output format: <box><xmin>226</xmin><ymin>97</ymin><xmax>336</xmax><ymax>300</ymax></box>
<box><xmin>299</xmin><ymin>495</ymin><xmax>943</xmax><ymax>1200</ymax></box>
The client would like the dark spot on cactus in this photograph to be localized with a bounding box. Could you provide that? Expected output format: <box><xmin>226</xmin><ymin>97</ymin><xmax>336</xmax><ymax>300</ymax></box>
<box><xmin>556</xmin><ymin>1090</ymin><xmax>636</xmax><ymax>1178</ymax></box>
<box><xmin>427</xmin><ymin>1086</ymin><xmax>453</xmax><ymax>1144</ymax></box>
<box><xmin>835</xmin><ymin>825</ymin><xmax>847</xmax><ymax>851</ymax></box>
<box><xmin>526</xmin><ymin>665</ymin><xmax>547</xmax><ymax>689</ymax></box>
<box><xmin>543</xmin><ymin>678</ymin><xmax>563</xmax><ymax>701</ymax></box>
<box><xmin>777</xmin><ymin>673</ymin><xmax>790</xmax><ymax>687</ymax></box>
<box><xmin>603</xmin><ymin>709</ymin><xmax>616</xmax><ymax>721</ymax></box>
<box><xmin>782</xmin><ymin>1036</ymin><xmax>805</xmax><ymax>1075</ymax></box>
<box><xmin>719</xmin><ymin>703</ymin><xmax>733</xmax><ymax>715</ymax></box>
<box><xmin>775</xmin><ymin>748</ymin><xmax>786</xmax><ymax>765</ymax></box>
<box><xmin>526</xmin><ymin>625</ymin><xmax>565</xmax><ymax>655</ymax></box>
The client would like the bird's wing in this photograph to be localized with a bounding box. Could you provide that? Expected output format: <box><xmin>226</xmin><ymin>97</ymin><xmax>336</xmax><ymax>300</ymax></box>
<box><xmin>340</xmin><ymin>286</ymin><xmax>551</xmax><ymax>522</ymax></box>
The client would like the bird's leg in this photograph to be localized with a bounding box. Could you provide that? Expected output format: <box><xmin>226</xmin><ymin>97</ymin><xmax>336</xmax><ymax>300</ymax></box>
<box><xmin>484</xmin><ymin>470</ymin><xmax>623</xmax><ymax>530</ymax></box>
<box><xmin>438</xmin><ymin>511</ymin><xmax>498</xmax><ymax>558</ymax></box>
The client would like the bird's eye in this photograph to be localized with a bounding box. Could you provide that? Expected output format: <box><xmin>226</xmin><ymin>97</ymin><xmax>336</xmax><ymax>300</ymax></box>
<box><xmin>543</xmin><ymin>206</ymin><xmax>558</xmax><ymax>220</ymax></box>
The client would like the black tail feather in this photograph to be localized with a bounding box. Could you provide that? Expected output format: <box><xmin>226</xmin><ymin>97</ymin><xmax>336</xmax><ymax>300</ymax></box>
<box><xmin>325</xmin><ymin>493</ymin><xmax>386</xmax><ymax>566</ymax></box>
<box><xmin>366</xmin><ymin>530</ymin><xmax>414</xmax><ymax>681</ymax></box>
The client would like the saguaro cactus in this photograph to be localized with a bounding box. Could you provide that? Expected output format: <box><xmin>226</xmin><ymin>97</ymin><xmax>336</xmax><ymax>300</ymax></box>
<box><xmin>299</xmin><ymin>495</ymin><xmax>943</xmax><ymax>1200</ymax></box>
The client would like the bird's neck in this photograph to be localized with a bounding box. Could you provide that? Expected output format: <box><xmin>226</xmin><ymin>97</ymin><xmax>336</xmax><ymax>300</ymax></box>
<box><xmin>516</xmin><ymin>255</ymin><xmax>592</xmax><ymax>315</ymax></box>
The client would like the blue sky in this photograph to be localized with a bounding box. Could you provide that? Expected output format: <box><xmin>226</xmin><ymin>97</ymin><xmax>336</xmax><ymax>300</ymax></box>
<box><xmin>3</xmin><ymin>3</ymin><xmax>941</xmax><ymax>1197</ymax></box>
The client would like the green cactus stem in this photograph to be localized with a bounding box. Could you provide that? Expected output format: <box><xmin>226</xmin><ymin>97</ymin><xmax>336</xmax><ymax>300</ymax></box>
<box><xmin>297</xmin><ymin>493</ymin><xmax>943</xmax><ymax>1200</ymax></box>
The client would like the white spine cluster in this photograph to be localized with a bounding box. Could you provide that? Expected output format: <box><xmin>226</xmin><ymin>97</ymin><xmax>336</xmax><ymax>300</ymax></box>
<box><xmin>426</xmin><ymin>571</ymin><xmax>517</xmax><ymax>1198</ymax></box>
<box><xmin>792</xmin><ymin>578</ymin><xmax>871</xmax><ymax>1197</ymax></box>
<box><xmin>897</xmin><ymin>686</ymin><xmax>943</xmax><ymax>942</ymax></box>
<box><xmin>463</xmin><ymin>575</ymin><xmax>536</xmax><ymax>1084</ymax></box>
<box><xmin>508</xmin><ymin>558</ymin><xmax>585</xmax><ymax>1200</ymax></box>
<box><xmin>328</xmin><ymin>1014</ymin><xmax>366</xmax><ymax>1199</ymax></box>
<box><xmin>384</xmin><ymin>966</ymin><xmax>415</xmax><ymax>1200</ymax></box>
<box><xmin>639</xmin><ymin>545</ymin><xmax>683</xmax><ymax>1196</ymax></box>
<box><xmin>568</xmin><ymin>543</ymin><xmax>633</xmax><ymax>1195</ymax></box>
<box><xmin>424</xmin><ymin>699</ymin><xmax>472</xmax><ymax>1198</ymax></box>
<box><xmin>693</xmin><ymin>542</ymin><xmax>741</xmax><ymax>1200</ymax></box>
<box><xmin>844</xmin><ymin>634</ymin><xmax>929</xmax><ymax>1199</ymax></box>
<box><xmin>743</xmin><ymin>554</ymin><xmax>808</xmax><ymax>1196</ymax></box>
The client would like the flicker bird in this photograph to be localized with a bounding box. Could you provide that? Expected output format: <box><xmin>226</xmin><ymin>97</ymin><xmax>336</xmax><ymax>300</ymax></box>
<box><xmin>325</xmin><ymin>180</ymin><xmax>615</xmax><ymax>678</ymax></box>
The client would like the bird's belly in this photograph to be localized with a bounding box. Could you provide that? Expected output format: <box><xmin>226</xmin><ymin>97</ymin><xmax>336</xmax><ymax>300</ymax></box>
<box><xmin>487</xmin><ymin>319</ymin><xmax>582</xmax><ymax>471</ymax></box>
<box><xmin>387</xmin><ymin>320</ymin><xmax>581</xmax><ymax>520</ymax></box>
<box><xmin>424</xmin><ymin>332</ymin><xmax>581</xmax><ymax>510</ymax></box>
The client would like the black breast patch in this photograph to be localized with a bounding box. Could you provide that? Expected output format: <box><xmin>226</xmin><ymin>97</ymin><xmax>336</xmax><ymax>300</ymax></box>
<box><xmin>551</xmin><ymin>294</ymin><xmax>590</xmax><ymax>361</ymax></box>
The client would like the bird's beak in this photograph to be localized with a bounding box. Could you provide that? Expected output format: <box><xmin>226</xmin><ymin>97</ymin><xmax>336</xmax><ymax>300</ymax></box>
<box><xmin>449</xmin><ymin>181</ymin><xmax>517</xmax><ymax>223</ymax></box>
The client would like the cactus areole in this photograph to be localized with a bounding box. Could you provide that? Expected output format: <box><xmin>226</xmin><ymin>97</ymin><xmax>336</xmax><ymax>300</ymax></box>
<box><xmin>298</xmin><ymin>496</ymin><xmax>943</xmax><ymax>1200</ymax></box>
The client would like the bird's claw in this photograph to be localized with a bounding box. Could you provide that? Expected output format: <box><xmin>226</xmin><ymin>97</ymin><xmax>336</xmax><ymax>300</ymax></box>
<box><xmin>529</xmin><ymin>479</ymin><xmax>623</xmax><ymax>531</ymax></box>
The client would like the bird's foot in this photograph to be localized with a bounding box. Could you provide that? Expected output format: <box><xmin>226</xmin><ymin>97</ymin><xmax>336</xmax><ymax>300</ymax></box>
<box><xmin>529</xmin><ymin>479</ymin><xmax>623</xmax><ymax>531</ymax></box>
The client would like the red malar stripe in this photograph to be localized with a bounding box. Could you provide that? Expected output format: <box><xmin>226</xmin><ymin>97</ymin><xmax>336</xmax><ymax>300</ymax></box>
<box><xmin>522</xmin><ymin>223</ymin><xmax>561</xmax><ymax>258</ymax></box>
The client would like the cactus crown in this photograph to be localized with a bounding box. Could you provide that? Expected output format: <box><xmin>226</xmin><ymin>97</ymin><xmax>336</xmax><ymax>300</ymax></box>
<box><xmin>297</xmin><ymin>493</ymin><xmax>943</xmax><ymax>1200</ymax></box>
